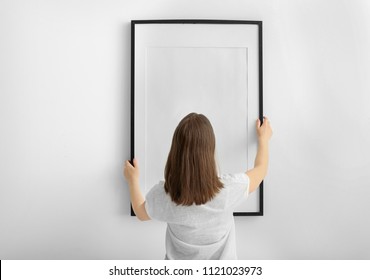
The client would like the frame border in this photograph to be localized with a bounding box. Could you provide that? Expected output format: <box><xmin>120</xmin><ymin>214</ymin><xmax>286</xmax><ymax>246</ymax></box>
<box><xmin>130</xmin><ymin>19</ymin><xmax>263</xmax><ymax>216</ymax></box>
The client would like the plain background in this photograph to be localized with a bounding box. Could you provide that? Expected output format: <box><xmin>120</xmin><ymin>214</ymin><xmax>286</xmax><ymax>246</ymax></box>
<box><xmin>1</xmin><ymin>0</ymin><xmax>369</xmax><ymax>259</ymax></box>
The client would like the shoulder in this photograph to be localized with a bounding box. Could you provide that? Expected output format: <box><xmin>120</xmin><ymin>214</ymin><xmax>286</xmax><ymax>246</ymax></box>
<box><xmin>146</xmin><ymin>181</ymin><xmax>166</xmax><ymax>200</ymax></box>
<box><xmin>219</xmin><ymin>173</ymin><xmax>250</xmax><ymax>198</ymax></box>
<box><xmin>145</xmin><ymin>181</ymin><xmax>168</xmax><ymax>219</ymax></box>
<box><xmin>217</xmin><ymin>173</ymin><xmax>250</xmax><ymax>208</ymax></box>
<box><xmin>145</xmin><ymin>181</ymin><xmax>179</xmax><ymax>222</ymax></box>
<box><xmin>219</xmin><ymin>173</ymin><xmax>250</xmax><ymax>185</ymax></box>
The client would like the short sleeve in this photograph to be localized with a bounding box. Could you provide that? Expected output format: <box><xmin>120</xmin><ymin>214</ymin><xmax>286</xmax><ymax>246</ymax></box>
<box><xmin>144</xmin><ymin>182</ymin><xmax>168</xmax><ymax>221</ymax></box>
<box><xmin>219</xmin><ymin>173</ymin><xmax>250</xmax><ymax>209</ymax></box>
<box><xmin>144</xmin><ymin>187</ymin><xmax>155</xmax><ymax>219</ymax></box>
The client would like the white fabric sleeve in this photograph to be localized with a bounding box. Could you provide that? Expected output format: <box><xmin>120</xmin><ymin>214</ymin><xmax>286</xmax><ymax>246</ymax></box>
<box><xmin>219</xmin><ymin>173</ymin><xmax>250</xmax><ymax>209</ymax></box>
<box><xmin>144</xmin><ymin>182</ymin><xmax>168</xmax><ymax>221</ymax></box>
<box><xmin>144</xmin><ymin>185</ymin><xmax>156</xmax><ymax>219</ymax></box>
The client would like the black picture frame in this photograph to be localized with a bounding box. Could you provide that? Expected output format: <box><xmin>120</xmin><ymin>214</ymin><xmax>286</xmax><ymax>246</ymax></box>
<box><xmin>130</xmin><ymin>19</ymin><xmax>263</xmax><ymax>216</ymax></box>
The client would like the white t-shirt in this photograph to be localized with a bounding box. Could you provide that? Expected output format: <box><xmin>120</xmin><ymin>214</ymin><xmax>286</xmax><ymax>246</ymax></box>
<box><xmin>144</xmin><ymin>173</ymin><xmax>250</xmax><ymax>260</ymax></box>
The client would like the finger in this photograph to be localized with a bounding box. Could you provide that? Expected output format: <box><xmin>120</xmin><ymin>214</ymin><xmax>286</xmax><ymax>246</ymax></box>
<box><xmin>133</xmin><ymin>158</ymin><xmax>138</xmax><ymax>168</ymax></box>
<box><xmin>256</xmin><ymin>118</ymin><xmax>261</xmax><ymax>128</ymax></box>
<box><xmin>123</xmin><ymin>161</ymin><xmax>128</xmax><ymax>173</ymax></box>
<box><xmin>125</xmin><ymin>160</ymin><xmax>133</xmax><ymax>169</ymax></box>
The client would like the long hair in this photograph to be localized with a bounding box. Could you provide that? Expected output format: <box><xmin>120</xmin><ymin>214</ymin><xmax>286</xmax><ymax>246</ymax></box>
<box><xmin>164</xmin><ymin>113</ymin><xmax>223</xmax><ymax>206</ymax></box>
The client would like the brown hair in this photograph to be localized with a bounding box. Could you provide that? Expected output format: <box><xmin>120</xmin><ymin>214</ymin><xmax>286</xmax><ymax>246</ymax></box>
<box><xmin>164</xmin><ymin>113</ymin><xmax>223</xmax><ymax>206</ymax></box>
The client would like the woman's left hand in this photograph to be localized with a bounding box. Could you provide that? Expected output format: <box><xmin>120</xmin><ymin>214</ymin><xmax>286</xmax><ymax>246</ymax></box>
<box><xmin>123</xmin><ymin>158</ymin><xmax>139</xmax><ymax>185</ymax></box>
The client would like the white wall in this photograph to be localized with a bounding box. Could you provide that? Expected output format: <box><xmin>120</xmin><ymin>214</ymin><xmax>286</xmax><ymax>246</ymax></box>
<box><xmin>1</xmin><ymin>0</ymin><xmax>369</xmax><ymax>259</ymax></box>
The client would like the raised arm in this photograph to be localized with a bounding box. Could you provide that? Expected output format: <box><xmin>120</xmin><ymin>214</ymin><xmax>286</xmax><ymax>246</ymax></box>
<box><xmin>246</xmin><ymin>117</ymin><xmax>273</xmax><ymax>193</ymax></box>
<box><xmin>123</xmin><ymin>159</ymin><xmax>150</xmax><ymax>221</ymax></box>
